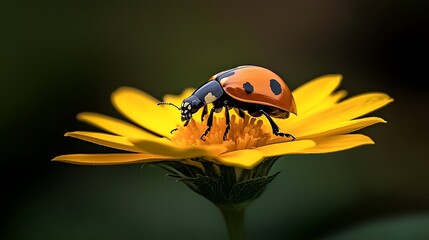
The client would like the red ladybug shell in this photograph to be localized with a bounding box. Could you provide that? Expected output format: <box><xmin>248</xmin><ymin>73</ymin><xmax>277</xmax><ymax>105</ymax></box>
<box><xmin>210</xmin><ymin>66</ymin><xmax>297</xmax><ymax>115</ymax></box>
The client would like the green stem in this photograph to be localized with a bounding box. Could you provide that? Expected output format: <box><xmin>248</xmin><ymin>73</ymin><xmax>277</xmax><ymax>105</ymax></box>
<box><xmin>220</xmin><ymin>206</ymin><xmax>246</xmax><ymax>240</ymax></box>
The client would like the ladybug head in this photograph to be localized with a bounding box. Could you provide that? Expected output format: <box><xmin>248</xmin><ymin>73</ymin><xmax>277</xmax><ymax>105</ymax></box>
<box><xmin>157</xmin><ymin>96</ymin><xmax>204</xmax><ymax>122</ymax></box>
<box><xmin>180</xmin><ymin>95</ymin><xmax>204</xmax><ymax>121</ymax></box>
<box><xmin>178</xmin><ymin>80</ymin><xmax>224</xmax><ymax>121</ymax></box>
<box><xmin>158</xmin><ymin>81</ymin><xmax>224</xmax><ymax>122</ymax></box>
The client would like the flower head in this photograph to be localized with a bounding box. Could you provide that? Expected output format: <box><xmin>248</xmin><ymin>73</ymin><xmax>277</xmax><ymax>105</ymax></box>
<box><xmin>54</xmin><ymin>74</ymin><xmax>392</xmax><ymax>206</ymax></box>
<box><xmin>54</xmin><ymin>74</ymin><xmax>391</xmax><ymax>168</ymax></box>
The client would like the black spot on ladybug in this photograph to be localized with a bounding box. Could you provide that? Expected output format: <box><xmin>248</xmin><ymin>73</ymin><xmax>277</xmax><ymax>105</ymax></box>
<box><xmin>270</xmin><ymin>79</ymin><xmax>282</xmax><ymax>95</ymax></box>
<box><xmin>216</xmin><ymin>70</ymin><xmax>235</xmax><ymax>81</ymax></box>
<box><xmin>243</xmin><ymin>82</ymin><xmax>254</xmax><ymax>94</ymax></box>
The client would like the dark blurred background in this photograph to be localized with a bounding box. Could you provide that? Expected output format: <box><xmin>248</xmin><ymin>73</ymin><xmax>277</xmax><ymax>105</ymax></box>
<box><xmin>1</xmin><ymin>1</ymin><xmax>428</xmax><ymax>239</ymax></box>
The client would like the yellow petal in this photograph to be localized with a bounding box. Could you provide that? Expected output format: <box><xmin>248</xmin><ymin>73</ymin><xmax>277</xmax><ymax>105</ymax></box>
<box><xmin>217</xmin><ymin>149</ymin><xmax>264</xmax><ymax>169</ymax></box>
<box><xmin>77</xmin><ymin>112</ymin><xmax>159</xmax><ymax>139</ymax></box>
<box><xmin>311</xmin><ymin>90</ymin><xmax>348</xmax><ymax>111</ymax></box>
<box><xmin>296</xmin><ymin>117</ymin><xmax>386</xmax><ymax>139</ymax></box>
<box><xmin>53</xmin><ymin>153</ymin><xmax>173</xmax><ymax>165</ymax></box>
<box><xmin>292</xmin><ymin>74</ymin><xmax>342</xmax><ymax>114</ymax></box>
<box><xmin>130</xmin><ymin>137</ymin><xmax>228</xmax><ymax>158</ymax></box>
<box><xmin>331</xmin><ymin>92</ymin><xmax>393</xmax><ymax>120</ymax></box>
<box><xmin>278</xmin><ymin>90</ymin><xmax>347</xmax><ymax>132</ymax></box>
<box><xmin>65</xmin><ymin>131</ymin><xmax>140</xmax><ymax>152</ymax></box>
<box><xmin>298</xmin><ymin>134</ymin><xmax>374</xmax><ymax>154</ymax></box>
<box><xmin>256</xmin><ymin>140</ymin><xmax>315</xmax><ymax>157</ymax></box>
<box><xmin>111</xmin><ymin>87</ymin><xmax>179</xmax><ymax>137</ymax></box>
<box><xmin>294</xmin><ymin>93</ymin><xmax>393</xmax><ymax>131</ymax></box>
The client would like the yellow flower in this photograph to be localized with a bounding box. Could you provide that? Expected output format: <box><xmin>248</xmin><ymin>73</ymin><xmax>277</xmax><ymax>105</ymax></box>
<box><xmin>53</xmin><ymin>74</ymin><xmax>392</xmax><ymax>169</ymax></box>
<box><xmin>53</xmin><ymin>73</ymin><xmax>392</xmax><ymax>240</ymax></box>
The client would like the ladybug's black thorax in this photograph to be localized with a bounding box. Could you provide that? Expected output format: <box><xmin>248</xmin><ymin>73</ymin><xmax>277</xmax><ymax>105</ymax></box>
<box><xmin>192</xmin><ymin>81</ymin><xmax>225</xmax><ymax>105</ymax></box>
<box><xmin>180</xmin><ymin>81</ymin><xmax>225</xmax><ymax>122</ymax></box>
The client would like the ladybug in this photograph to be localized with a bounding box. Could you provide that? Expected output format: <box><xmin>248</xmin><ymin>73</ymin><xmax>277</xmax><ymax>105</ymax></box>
<box><xmin>159</xmin><ymin>65</ymin><xmax>297</xmax><ymax>141</ymax></box>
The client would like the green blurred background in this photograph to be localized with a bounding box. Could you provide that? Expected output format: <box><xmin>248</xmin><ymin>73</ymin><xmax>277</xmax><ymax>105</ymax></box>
<box><xmin>1</xmin><ymin>1</ymin><xmax>428</xmax><ymax>239</ymax></box>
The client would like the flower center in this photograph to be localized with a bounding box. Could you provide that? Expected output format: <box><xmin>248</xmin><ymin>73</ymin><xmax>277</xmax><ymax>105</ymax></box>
<box><xmin>170</xmin><ymin>114</ymin><xmax>272</xmax><ymax>151</ymax></box>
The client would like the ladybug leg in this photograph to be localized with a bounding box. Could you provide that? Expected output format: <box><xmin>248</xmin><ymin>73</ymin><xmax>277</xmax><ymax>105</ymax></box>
<box><xmin>238</xmin><ymin>109</ymin><xmax>245</xmax><ymax>119</ymax></box>
<box><xmin>170</xmin><ymin>119</ymin><xmax>190</xmax><ymax>134</ymax></box>
<box><xmin>259</xmin><ymin>110</ymin><xmax>296</xmax><ymax>141</ymax></box>
<box><xmin>201</xmin><ymin>105</ymin><xmax>208</xmax><ymax>122</ymax></box>
<box><xmin>223</xmin><ymin>100</ymin><xmax>230</xmax><ymax>140</ymax></box>
<box><xmin>184</xmin><ymin>119</ymin><xmax>191</xmax><ymax>127</ymax></box>
<box><xmin>201</xmin><ymin>107</ymin><xmax>217</xmax><ymax>140</ymax></box>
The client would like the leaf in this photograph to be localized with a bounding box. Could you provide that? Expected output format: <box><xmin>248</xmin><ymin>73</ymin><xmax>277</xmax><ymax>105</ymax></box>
<box><xmin>155</xmin><ymin>161</ymin><xmax>204</xmax><ymax>178</ymax></box>
<box><xmin>200</xmin><ymin>161</ymin><xmax>219</xmax><ymax>177</ymax></box>
<box><xmin>229</xmin><ymin>172</ymin><xmax>280</xmax><ymax>204</ymax></box>
<box><xmin>219</xmin><ymin>165</ymin><xmax>237</xmax><ymax>194</ymax></box>
<box><xmin>238</xmin><ymin>169</ymin><xmax>251</xmax><ymax>182</ymax></box>
<box><xmin>251</xmin><ymin>157</ymin><xmax>279</xmax><ymax>178</ymax></box>
<box><xmin>156</xmin><ymin>157</ymin><xmax>281</xmax><ymax>206</ymax></box>
<box><xmin>179</xmin><ymin>175</ymin><xmax>227</xmax><ymax>204</ymax></box>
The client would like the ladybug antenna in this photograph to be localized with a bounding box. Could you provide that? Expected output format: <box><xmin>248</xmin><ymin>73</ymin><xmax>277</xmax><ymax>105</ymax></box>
<box><xmin>157</xmin><ymin>102</ymin><xmax>180</xmax><ymax>111</ymax></box>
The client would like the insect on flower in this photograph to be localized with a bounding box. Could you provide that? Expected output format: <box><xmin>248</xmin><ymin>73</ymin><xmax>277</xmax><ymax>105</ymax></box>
<box><xmin>53</xmin><ymin>64</ymin><xmax>393</xmax><ymax>240</ymax></box>
<box><xmin>158</xmin><ymin>65</ymin><xmax>297</xmax><ymax>141</ymax></box>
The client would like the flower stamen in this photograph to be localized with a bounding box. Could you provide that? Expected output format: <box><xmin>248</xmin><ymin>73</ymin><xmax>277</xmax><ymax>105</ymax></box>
<box><xmin>170</xmin><ymin>114</ymin><xmax>272</xmax><ymax>152</ymax></box>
